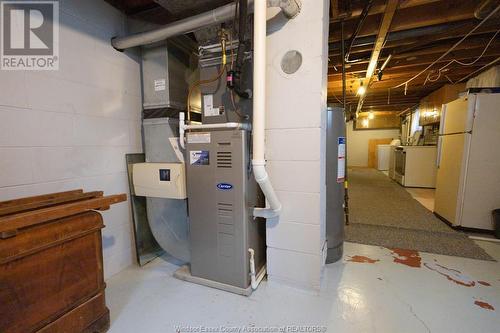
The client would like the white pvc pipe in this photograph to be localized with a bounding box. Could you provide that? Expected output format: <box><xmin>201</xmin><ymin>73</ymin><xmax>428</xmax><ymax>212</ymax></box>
<box><xmin>179</xmin><ymin>112</ymin><xmax>250</xmax><ymax>149</ymax></box>
<box><xmin>268</xmin><ymin>0</ymin><xmax>301</xmax><ymax>18</ymax></box>
<box><xmin>184</xmin><ymin>122</ymin><xmax>251</xmax><ymax>131</ymax></box>
<box><xmin>252</xmin><ymin>0</ymin><xmax>282</xmax><ymax>219</ymax></box>
<box><xmin>248</xmin><ymin>248</ymin><xmax>266</xmax><ymax>290</ymax></box>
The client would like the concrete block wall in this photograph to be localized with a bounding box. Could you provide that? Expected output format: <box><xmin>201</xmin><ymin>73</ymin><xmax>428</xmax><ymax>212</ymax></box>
<box><xmin>0</xmin><ymin>0</ymin><xmax>142</xmax><ymax>279</ymax></box>
<box><xmin>265</xmin><ymin>0</ymin><xmax>330</xmax><ymax>290</ymax></box>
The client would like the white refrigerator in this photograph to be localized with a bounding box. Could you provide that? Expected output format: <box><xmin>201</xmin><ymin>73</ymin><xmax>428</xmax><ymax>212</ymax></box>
<box><xmin>434</xmin><ymin>91</ymin><xmax>500</xmax><ymax>230</ymax></box>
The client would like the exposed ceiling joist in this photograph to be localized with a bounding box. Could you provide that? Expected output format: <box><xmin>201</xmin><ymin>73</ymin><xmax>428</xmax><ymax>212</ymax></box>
<box><xmin>356</xmin><ymin>0</ymin><xmax>399</xmax><ymax>115</ymax></box>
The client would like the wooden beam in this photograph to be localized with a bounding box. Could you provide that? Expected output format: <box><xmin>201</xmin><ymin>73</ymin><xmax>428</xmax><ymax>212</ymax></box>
<box><xmin>329</xmin><ymin>0</ymin><xmax>478</xmax><ymax>42</ymax></box>
<box><xmin>330</xmin><ymin>0</ymin><xmax>442</xmax><ymax>23</ymax></box>
<box><xmin>356</xmin><ymin>0</ymin><xmax>399</xmax><ymax>114</ymax></box>
<box><xmin>330</xmin><ymin>0</ymin><xmax>339</xmax><ymax>19</ymax></box>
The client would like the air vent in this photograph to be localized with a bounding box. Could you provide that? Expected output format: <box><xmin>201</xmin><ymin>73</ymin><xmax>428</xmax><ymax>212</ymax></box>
<box><xmin>217</xmin><ymin>151</ymin><xmax>232</xmax><ymax>168</ymax></box>
<box><xmin>217</xmin><ymin>203</ymin><xmax>233</xmax><ymax>219</ymax></box>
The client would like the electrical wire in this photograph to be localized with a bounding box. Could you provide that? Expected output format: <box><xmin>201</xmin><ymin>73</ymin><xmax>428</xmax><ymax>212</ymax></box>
<box><xmin>423</xmin><ymin>28</ymin><xmax>500</xmax><ymax>86</ymax></box>
<box><xmin>392</xmin><ymin>3</ymin><xmax>500</xmax><ymax>92</ymax></box>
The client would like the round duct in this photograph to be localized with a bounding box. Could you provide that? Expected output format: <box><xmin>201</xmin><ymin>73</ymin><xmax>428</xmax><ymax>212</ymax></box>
<box><xmin>146</xmin><ymin>197</ymin><xmax>190</xmax><ymax>263</ymax></box>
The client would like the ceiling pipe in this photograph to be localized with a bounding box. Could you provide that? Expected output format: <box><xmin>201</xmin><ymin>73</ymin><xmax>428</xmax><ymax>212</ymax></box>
<box><xmin>111</xmin><ymin>2</ymin><xmax>239</xmax><ymax>50</ymax></box>
<box><xmin>329</xmin><ymin>21</ymin><xmax>469</xmax><ymax>52</ymax></box>
<box><xmin>344</xmin><ymin>0</ymin><xmax>375</xmax><ymax>63</ymax></box>
<box><xmin>111</xmin><ymin>0</ymin><xmax>301</xmax><ymax>51</ymax></box>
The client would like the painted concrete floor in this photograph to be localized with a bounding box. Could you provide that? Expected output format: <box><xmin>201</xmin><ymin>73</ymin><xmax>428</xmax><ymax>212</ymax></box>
<box><xmin>106</xmin><ymin>242</ymin><xmax>500</xmax><ymax>333</ymax></box>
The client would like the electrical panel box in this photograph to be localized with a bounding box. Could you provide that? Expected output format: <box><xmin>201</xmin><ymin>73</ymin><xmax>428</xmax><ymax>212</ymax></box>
<box><xmin>133</xmin><ymin>162</ymin><xmax>187</xmax><ymax>199</ymax></box>
<box><xmin>186</xmin><ymin>129</ymin><xmax>265</xmax><ymax>289</ymax></box>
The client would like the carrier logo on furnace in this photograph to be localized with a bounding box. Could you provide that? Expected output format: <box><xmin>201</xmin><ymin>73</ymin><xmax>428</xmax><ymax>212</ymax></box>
<box><xmin>1</xmin><ymin>1</ymin><xmax>59</xmax><ymax>70</ymax></box>
<box><xmin>216</xmin><ymin>183</ymin><xmax>233</xmax><ymax>191</ymax></box>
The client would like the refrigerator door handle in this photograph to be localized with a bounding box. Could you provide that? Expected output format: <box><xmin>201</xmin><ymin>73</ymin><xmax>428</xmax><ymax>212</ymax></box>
<box><xmin>436</xmin><ymin>136</ymin><xmax>442</xmax><ymax>168</ymax></box>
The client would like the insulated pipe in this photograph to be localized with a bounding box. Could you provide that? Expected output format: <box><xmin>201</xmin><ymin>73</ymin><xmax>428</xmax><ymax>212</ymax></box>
<box><xmin>252</xmin><ymin>0</ymin><xmax>282</xmax><ymax>219</ymax></box>
<box><xmin>111</xmin><ymin>2</ymin><xmax>239</xmax><ymax>50</ymax></box>
<box><xmin>111</xmin><ymin>0</ymin><xmax>301</xmax><ymax>50</ymax></box>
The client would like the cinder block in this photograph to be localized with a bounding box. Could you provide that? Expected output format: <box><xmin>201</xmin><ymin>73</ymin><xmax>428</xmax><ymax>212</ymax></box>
<box><xmin>0</xmin><ymin>148</ymin><xmax>34</xmax><ymax>187</ymax></box>
<box><xmin>32</xmin><ymin>147</ymin><xmax>76</xmax><ymax>183</ymax></box>
<box><xmin>267</xmin><ymin>247</ymin><xmax>322</xmax><ymax>291</ymax></box>
<box><xmin>266</xmin><ymin>128</ymin><xmax>321</xmax><ymax>161</ymax></box>
<box><xmin>267</xmin><ymin>222</ymin><xmax>321</xmax><ymax>255</ymax></box>
<box><xmin>0</xmin><ymin>71</ymin><xmax>28</xmax><ymax>109</ymax></box>
<box><xmin>275</xmin><ymin>190</ymin><xmax>321</xmax><ymax>224</ymax></box>
<box><xmin>266</xmin><ymin>160</ymin><xmax>320</xmax><ymax>193</ymax></box>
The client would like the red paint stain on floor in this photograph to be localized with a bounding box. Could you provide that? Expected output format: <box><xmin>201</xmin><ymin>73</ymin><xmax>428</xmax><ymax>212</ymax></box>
<box><xmin>478</xmin><ymin>281</ymin><xmax>491</xmax><ymax>286</ymax></box>
<box><xmin>347</xmin><ymin>255</ymin><xmax>379</xmax><ymax>264</ymax></box>
<box><xmin>474</xmin><ymin>300</ymin><xmax>495</xmax><ymax>311</ymax></box>
<box><xmin>424</xmin><ymin>262</ymin><xmax>475</xmax><ymax>287</ymax></box>
<box><xmin>390</xmin><ymin>248</ymin><xmax>422</xmax><ymax>268</ymax></box>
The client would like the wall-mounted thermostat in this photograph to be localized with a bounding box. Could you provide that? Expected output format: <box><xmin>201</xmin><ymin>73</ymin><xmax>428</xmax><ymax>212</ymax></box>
<box><xmin>132</xmin><ymin>162</ymin><xmax>186</xmax><ymax>199</ymax></box>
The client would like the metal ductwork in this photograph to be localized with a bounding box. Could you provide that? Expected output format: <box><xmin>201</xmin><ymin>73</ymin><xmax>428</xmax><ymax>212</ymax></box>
<box><xmin>111</xmin><ymin>0</ymin><xmax>302</xmax><ymax>51</ymax></box>
<box><xmin>111</xmin><ymin>2</ymin><xmax>238</xmax><ymax>51</ymax></box>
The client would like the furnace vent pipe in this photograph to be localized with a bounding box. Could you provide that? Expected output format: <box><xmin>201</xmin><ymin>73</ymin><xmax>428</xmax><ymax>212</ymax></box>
<box><xmin>111</xmin><ymin>0</ymin><xmax>301</xmax><ymax>50</ymax></box>
<box><xmin>252</xmin><ymin>0</ymin><xmax>291</xmax><ymax>219</ymax></box>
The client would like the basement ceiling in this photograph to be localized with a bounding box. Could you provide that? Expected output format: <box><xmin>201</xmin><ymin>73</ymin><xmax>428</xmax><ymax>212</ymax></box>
<box><xmin>105</xmin><ymin>0</ymin><xmax>500</xmax><ymax>114</ymax></box>
<box><xmin>329</xmin><ymin>0</ymin><xmax>500</xmax><ymax>114</ymax></box>
<box><xmin>104</xmin><ymin>0</ymin><xmax>233</xmax><ymax>25</ymax></box>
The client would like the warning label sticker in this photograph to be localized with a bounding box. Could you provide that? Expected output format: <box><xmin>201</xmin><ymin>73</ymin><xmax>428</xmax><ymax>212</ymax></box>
<box><xmin>203</xmin><ymin>94</ymin><xmax>220</xmax><ymax>117</ymax></box>
<box><xmin>190</xmin><ymin>150</ymin><xmax>209</xmax><ymax>165</ymax></box>
<box><xmin>187</xmin><ymin>132</ymin><xmax>211</xmax><ymax>144</ymax></box>
<box><xmin>154</xmin><ymin>79</ymin><xmax>166</xmax><ymax>91</ymax></box>
<box><xmin>337</xmin><ymin>137</ymin><xmax>346</xmax><ymax>183</ymax></box>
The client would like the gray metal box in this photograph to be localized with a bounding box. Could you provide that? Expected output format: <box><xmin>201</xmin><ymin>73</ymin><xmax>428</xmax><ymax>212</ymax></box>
<box><xmin>141</xmin><ymin>39</ymin><xmax>195</xmax><ymax>110</ymax></box>
<box><xmin>142</xmin><ymin>118</ymin><xmax>190</xmax><ymax>263</ymax></box>
<box><xmin>199</xmin><ymin>59</ymin><xmax>253</xmax><ymax>124</ymax></box>
<box><xmin>186</xmin><ymin>129</ymin><xmax>265</xmax><ymax>289</ymax></box>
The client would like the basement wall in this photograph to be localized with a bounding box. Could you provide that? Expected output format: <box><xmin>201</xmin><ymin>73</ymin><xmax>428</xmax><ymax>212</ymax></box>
<box><xmin>0</xmin><ymin>0</ymin><xmax>141</xmax><ymax>279</ymax></box>
<box><xmin>264</xmin><ymin>0</ymin><xmax>330</xmax><ymax>291</ymax></box>
<box><xmin>346</xmin><ymin>121</ymin><xmax>400</xmax><ymax>167</ymax></box>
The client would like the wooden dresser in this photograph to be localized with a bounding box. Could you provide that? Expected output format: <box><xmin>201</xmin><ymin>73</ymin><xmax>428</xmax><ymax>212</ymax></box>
<box><xmin>0</xmin><ymin>190</ymin><xmax>126</xmax><ymax>333</ymax></box>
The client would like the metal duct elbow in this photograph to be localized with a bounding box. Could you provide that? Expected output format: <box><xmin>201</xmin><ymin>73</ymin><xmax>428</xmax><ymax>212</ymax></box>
<box><xmin>268</xmin><ymin>0</ymin><xmax>302</xmax><ymax>19</ymax></box>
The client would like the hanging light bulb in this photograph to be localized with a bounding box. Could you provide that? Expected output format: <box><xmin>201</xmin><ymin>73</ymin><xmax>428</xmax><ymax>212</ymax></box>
<box><xmin>368</xmin><ymin>111</ymin><xmax>374</xmax><ymax>119</ymax></box>
<box><xmin>357</xmin><ymin>81</ymin><xmax>366</xmax><ymax>96</ymax></box>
